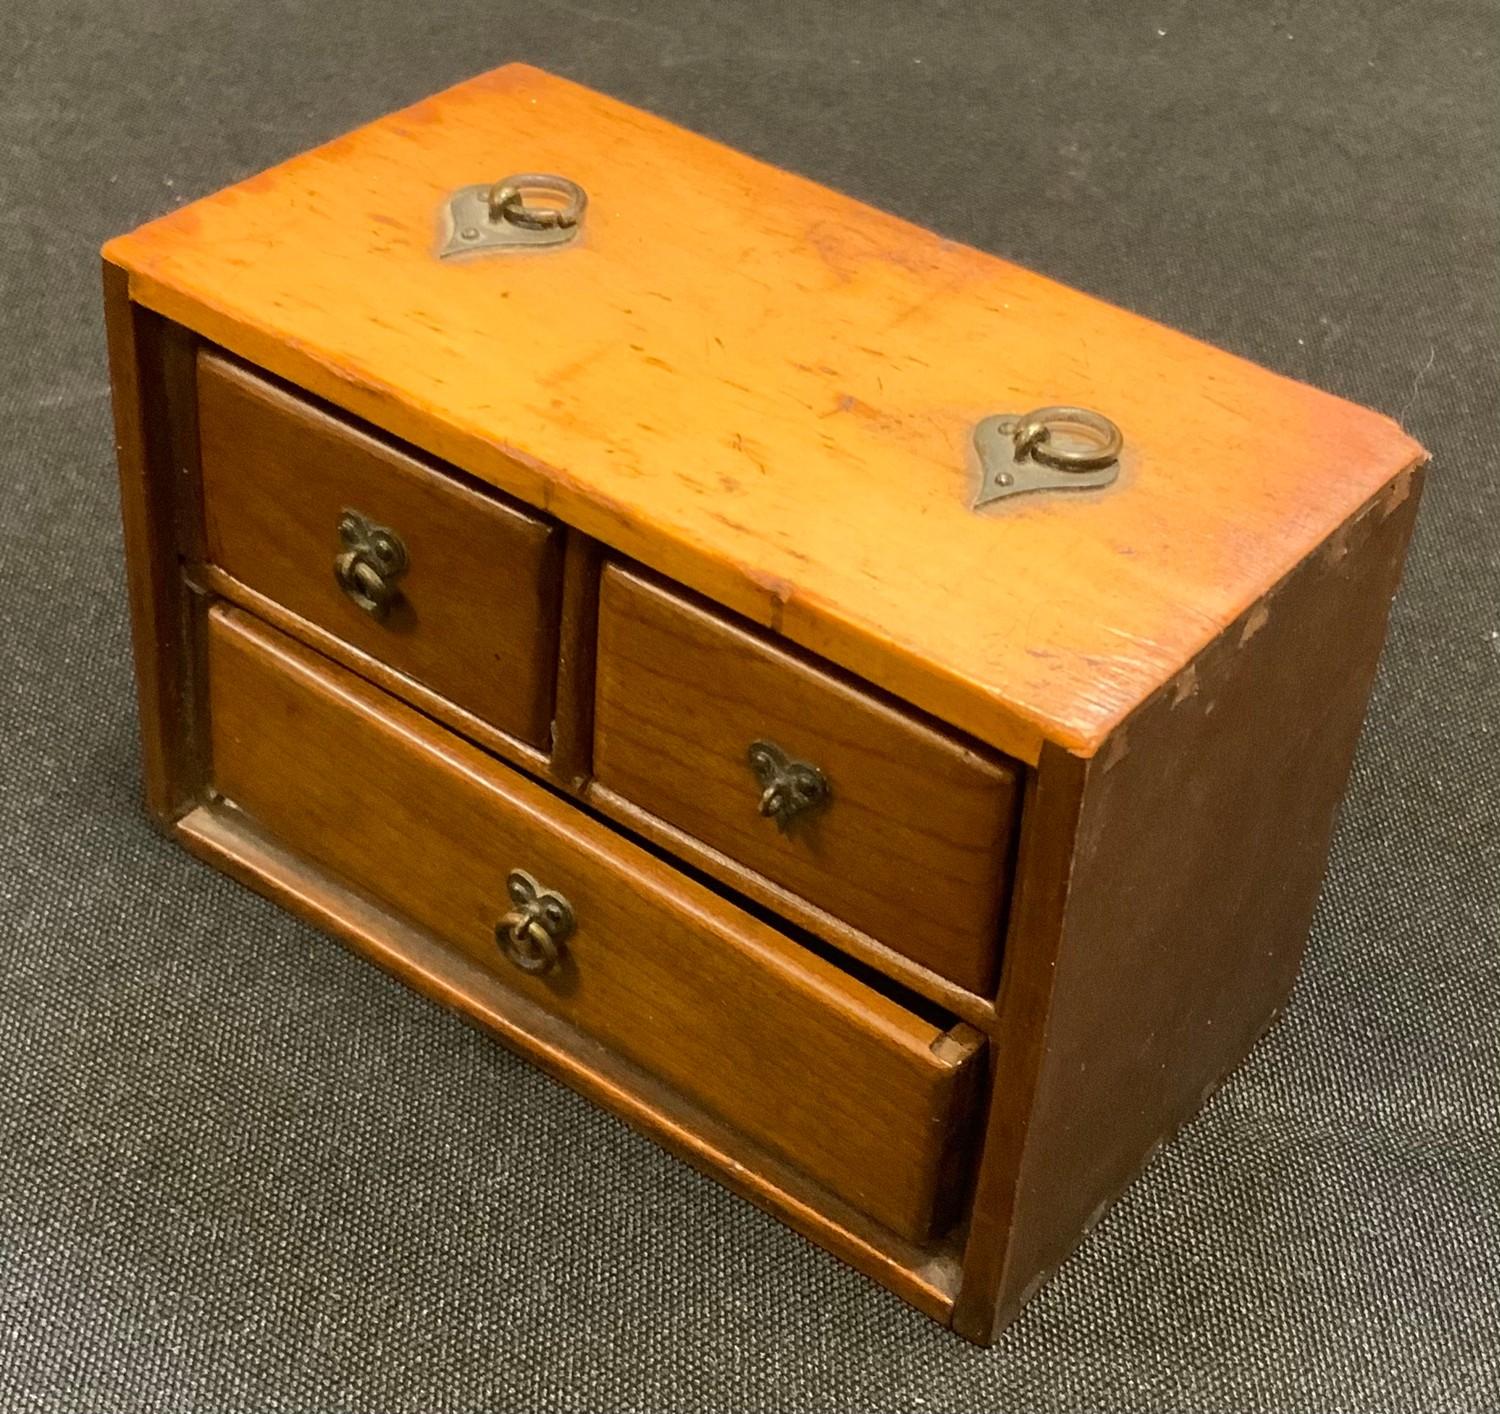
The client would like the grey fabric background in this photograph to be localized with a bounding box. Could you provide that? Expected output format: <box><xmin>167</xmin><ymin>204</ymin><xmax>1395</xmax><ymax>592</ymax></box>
<box><xmin>2</xmin><ymin>1</ymin><xmax>1496</xmax><ymax>1409</ymax></box>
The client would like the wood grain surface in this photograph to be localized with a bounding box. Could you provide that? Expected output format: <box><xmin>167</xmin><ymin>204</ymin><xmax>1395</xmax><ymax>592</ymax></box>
<box><xmin>175</xmin><ymin>800</ymin><xmax>966</xmax><ymax>1324</ymax></box>
<box><xmin>957</xmin><ymin>470</ymin><xmax>1425</xmax><ymax>1340</ymax></box>
<box><xmin>197</xmin><ymin>351</ymin><xmax>564</xmax><ymax>750</ymax></box>
<box><xmin>593</xmin><ymin>563</ymin><xmax>1020</xmax><ymax>994</ymax></box>
<box><xmin>188</xmin><ymin>562</ymin><xmax>553</xmax><ymax>780</ymax></box>
<box><xmin>103</xmin><ymin>261</ymin><xmax>196</xmax><ymax>823</ymax></box>
<box><xmin>103</xmin><ymin>64</ymin><xmax>1424</xmax><ymax>763</ymax></box>
<box><xmin>205</xmin><ymin>605</ymin><xmax>983</xmax><ymax>1243</ymax></box>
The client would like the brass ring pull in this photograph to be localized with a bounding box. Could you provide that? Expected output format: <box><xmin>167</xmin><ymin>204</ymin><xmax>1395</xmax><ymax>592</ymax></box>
<box><xmin>486</xmin><ymin>173</ymin><xmax>587</xmax><ymax>231</ymax></box>
<box><xmin>499</xmin><ymin>916</ymin><xmax>562</xmax><ymax>973</ymax></box>
<box><xmin>496</xmin><ymin>868</ymin><xmax>575</xmax><ymax>976</ymax></box>
<box><xmin>972</xmin><ymin>403</ymin><xmax>1123</xmax><ymax>507</ymax></box>
<box><xmin>1006</xmin><ymin>405</ymin><xmax>1122</xmax><ymax>471</ymax></box>
<box><xmin>747</xmin><ymin>740</ymin><xmax>830</xmax><ymax>833</ymax></box>
<box><xmin>334</xmin><ymin>510</ymin><xmax>408</xmax><ymax>618</ymax></box>
<box><xmin>439</xmin><ymin>171</ymin><xmax>587</xmax><ymax>257</ymax></box>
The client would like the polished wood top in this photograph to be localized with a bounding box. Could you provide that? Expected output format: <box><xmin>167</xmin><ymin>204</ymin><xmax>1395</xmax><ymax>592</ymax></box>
<box><xmin>104</xmin><ymin>64</ymin><xmax>1424</xmax><ymax>762</ymax></box>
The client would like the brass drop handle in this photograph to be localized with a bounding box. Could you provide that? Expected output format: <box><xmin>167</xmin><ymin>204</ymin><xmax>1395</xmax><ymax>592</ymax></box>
<box><xmin>496</xmin><ymin>868</ymin><xmax>575</xmax><ymax>975</ymax></box>
<box><xmin>747</xmin><ymin>740</ymin><xmax>830</xmax><ymax>833</ymax></box>
<box><xmin>972</xmin><ymin>404</ymin><xmax>1123</xmax><ymax>507</ymax></box>
<box><xmin>438</xmin><ymin>171</ymin><xmax>587</xmax><ymax>258</ymax></box>
<box><xmin>334</xmin><ymin>509</ymin><xmax>408</xmax><ymax>618</ymax></box>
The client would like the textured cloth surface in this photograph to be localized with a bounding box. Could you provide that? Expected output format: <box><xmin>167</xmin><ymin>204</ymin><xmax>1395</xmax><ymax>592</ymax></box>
<box><xmin>2</xmin><ymin>2</ymin><xmax>1496</xmax><ymax>1410</ymax></box>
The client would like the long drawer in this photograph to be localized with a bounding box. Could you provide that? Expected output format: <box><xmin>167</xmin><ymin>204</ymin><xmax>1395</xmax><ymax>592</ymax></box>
<box><xmin>203</xmin><ymin>606</ymin><xmax>984</xmax><ymax>1243</ymax></box>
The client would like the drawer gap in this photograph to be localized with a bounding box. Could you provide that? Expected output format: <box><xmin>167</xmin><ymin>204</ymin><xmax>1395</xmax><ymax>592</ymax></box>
<box><xmin>197</xmin><ymin>583</ymin><xmax>985</xmax><ymax>1030</ymax></box>
<box><xmin>608</xmin><ymin>823</ymin><xmax>967</xmax><ymax>1032</ymax></box>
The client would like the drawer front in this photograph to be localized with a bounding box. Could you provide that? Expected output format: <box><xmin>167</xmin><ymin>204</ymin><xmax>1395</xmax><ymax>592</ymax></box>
<box><xmin>592</xmin><ymin>565</ymin><xmax>1021</xmax><ymax>995</ymax></box>
<box><xmin>205</xmin><ymin>606</ymin><xmax>982</xmax><ymax>1243</ymax></box>
<box><xmin>197</xmin><ymin>352</ymin><xmax>563</xmax><ymax>750</ymax></box>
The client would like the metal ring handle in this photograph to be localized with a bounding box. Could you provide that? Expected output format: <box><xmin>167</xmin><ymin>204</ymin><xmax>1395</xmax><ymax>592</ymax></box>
<box><xmin>334</xmin><ymin>510</ymin><xmax>408</xmax><ymax>619</ymax></box>
<box><xmin>1008</xmin><ymin>405</ymin><xmax>1122</xmax><ymax>472</ymax></box>
<box><xmin>498</xmin><ymin>915</ymin><xmax>562</xmax><ymax>974</ymax></box>
<box><xmin>334</xmin><ymin>554</ymin><xmax>396</xmax><ymax>616</ymax></box>
<box><xmin>495</xmin><ymin>869</ymin><xmax>575</xmax><ymax>977</ymax></box>
<box><xmin>486</xmin><ymin>173</ymin><xmax>587</xmax><ymax>231</ymax></box>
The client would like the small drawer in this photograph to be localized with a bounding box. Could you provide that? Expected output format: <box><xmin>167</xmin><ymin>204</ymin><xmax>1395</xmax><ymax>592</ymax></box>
<box><xmin>592</xmin><ymin>566</ymin><xmax>1021</xmax><ymax>995</ymax></box>
<box><xmin>205</xmin><ymin>606</ymin><xmax>983</xmax><ymax>1244</ymax></box>
<box><xmin>197</xmin><ymin>352</ymin><xmax>563</xmax><ymax>751</ymax></box>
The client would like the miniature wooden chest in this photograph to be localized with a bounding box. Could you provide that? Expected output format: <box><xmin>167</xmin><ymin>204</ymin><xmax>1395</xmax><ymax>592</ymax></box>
<box><xmin>101</xmin><ymin>64</ymin><xmax>1426</xmax><ymax>1343</ymax></box>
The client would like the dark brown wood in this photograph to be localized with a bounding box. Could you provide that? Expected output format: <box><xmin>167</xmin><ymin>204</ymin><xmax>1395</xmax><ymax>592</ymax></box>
<box><xmin>967</xmin><ymin>472</ymin><xmax>1426</xmax><ymax>1340</ymax></box>
<box><xmin>157</xmin><ymin>323</ymin><xmax>218</xmax><ymax>796</ymax></box>
<box><xmin>196</xmin><ymin>351</ymin><xmax>565</xmax><ymax>750</ymax></box>
<box><xmin>175</xmin><ymin>800</ymin><xmax>964</xmax><ymax>1323</ymax></box>
<box><xmin>160</xmin><ymin>322</ymin><xmax>206</xmax><ymax>566</ymax></box>
<box><xmin>190</xmin><ymin>562</ymin><xmax>551</xmax><ymax>780</ymax></box>
<box><xmin>592</xmin><ymin>564</ymin><xmax>1022</xmax><ymax>995</ymax></box>
<box><xmin>548</xmin><ymin>531</ymin><xmax>604</xmax><ymax>791</ymax></box>
<box><xmin>951</xmin><ymin>740</ymin><xmax>1089</xmax><ymax>1341</ymax></box>
<box><xmin>205</xmin><ymin>605</ymin><xmax>984</xmax><ymax>1244</ymax></box>
<box><xmin>102</xmin><ymin>260</ymin><xmax>198</xmax><ymax>824</ymax></box>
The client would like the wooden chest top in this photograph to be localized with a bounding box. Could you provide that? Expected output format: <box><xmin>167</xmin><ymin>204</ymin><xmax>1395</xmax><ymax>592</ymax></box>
<box><xmin>102</xmin><ymin>63</ymin><xmax>1423</xmax><ymax>764</ymax></box>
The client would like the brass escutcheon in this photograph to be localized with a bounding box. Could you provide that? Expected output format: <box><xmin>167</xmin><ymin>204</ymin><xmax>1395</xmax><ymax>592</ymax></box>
<box><xmin>438</xmin><ymin>172</ymin><xmax>587</xmax><ymax>258</ymax></box>
<box><xmin>334</xmin><ymin>509</ymin><xmax>408</xmax><ymax>618</ymax></box>
<box><xmin>496</xmin><ymin>868</ymin><xmax>575</xmax><ymax>975</ymax></box>
<box><xmin>747</xmin><ymin>740</ymin><xmax>830</xmax><ymax>833</ymax></box>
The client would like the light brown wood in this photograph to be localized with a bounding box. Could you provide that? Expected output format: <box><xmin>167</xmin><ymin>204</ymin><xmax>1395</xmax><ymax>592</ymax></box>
<box><xmin>196</xmin><ymin>351</ymin><xmax>564</xmax><ymax>750</ymax></box>
<box><xmin>175</xmin><ymin>801</ymin><xmax>964</xmax><ymax>1324</ymax></box>
<box><xmin>103</xmin><ymin>63</ymin><xmax>1425</xmax><ymax>764</ymax></box>
<box><xmin>958</xmin><ymin>470</ymin><xmax>1425</xmax><ymax>1341</ymax></box>
<box><xmin>204</xmin><ymin>605</ymin><xmax>984</xmax><ymax>1243</ymax></box>
<box><xmin>593</xmin><ymin>564</ymin><xmax>1020</xmax><ymax>995</ymax></box>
